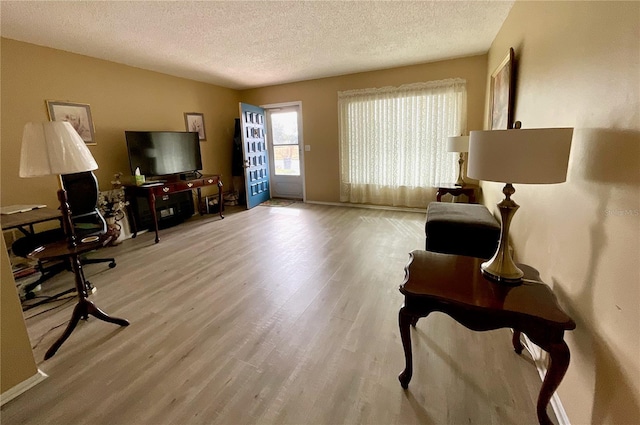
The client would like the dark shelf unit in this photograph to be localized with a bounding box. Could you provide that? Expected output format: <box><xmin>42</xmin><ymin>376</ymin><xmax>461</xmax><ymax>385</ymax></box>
<box><xmin>129</xmin><ymin>191</ymin><xmax>194</xmax><ymax>230</ymax></box>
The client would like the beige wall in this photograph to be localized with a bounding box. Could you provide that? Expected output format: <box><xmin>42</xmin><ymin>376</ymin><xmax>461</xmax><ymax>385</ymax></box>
<box><xmin>0</xmin><ymin>38</ymin><xmax>239</xmax><ymax>394</ymax></box>
<box><xmin>1</xmin><ymin>38</ymin><xmax>240</xmax><ymax>212</ymax></box>
<box><xmin>484</xmin><ymin>2</ymin><xmax>640</xmax><ymax>423</ymax></box>
<box><xmin>1</xmin><ymin>237</ymin><xmax>38</xmax><ymax>394</ymax></box>
<box><xmin>241</xmin><ymin>55</ymin><xmax>488</xmax><ymax>203</ymax></box>
<box><xmin>4</xmin><ymin>3</ymin><xmax>638</xmax><ymax>419</ymax></box>
<box><xmin>1</xmin><ymin>38</ymin><xmax>486</xmax><ymax>208</ymax></box>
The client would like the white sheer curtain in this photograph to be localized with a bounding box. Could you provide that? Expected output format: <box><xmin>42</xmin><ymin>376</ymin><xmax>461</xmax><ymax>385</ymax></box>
<box><xmin>338</xmin><ymin>79</ymin><xmax>467</xmax><ymax>208</ymax></box>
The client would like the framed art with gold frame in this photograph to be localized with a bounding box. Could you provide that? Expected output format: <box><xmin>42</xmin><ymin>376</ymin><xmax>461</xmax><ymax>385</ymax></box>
<box><xmin>46</xmin><ymin>100</ymin><xmax>96</xmax><ymax>145</ymax></box>
<box><xmin>489</xmin><ymin>48</ymin><xmax>515</xmax><ymax>130</ymax></box>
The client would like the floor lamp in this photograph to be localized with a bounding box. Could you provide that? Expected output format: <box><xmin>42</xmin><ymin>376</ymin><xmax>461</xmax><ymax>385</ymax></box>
<box><xmin>467</xmin><ymin>126</ymin><xmax>573</xmax><ymax>284</ymax></box>
<box><xmin>19</xmin><ymin>121</ymin><xmax>129</xmax><ymax>360</ymax></box>
<box><xmin>19</xmin><ymin>121</ymin><xmax>98</xmax><ymax>247</ymax></box>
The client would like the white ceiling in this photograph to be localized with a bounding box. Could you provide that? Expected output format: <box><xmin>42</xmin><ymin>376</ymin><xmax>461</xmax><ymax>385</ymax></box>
<box><xmin>0</xmin><ymin>1</ymin><xmax>514</xmax><ymax>90</ymax></box>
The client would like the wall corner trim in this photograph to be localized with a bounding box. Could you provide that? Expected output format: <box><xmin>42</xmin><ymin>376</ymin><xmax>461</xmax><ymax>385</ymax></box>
<box><xmin>0</xmin><ymin>369</ymin><xmax>48</xmax><ymax>406</ymax></box>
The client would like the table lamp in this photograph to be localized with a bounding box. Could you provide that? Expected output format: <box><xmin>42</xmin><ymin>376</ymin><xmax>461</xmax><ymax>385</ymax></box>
<box><xmin>447</xmin><ymin>135</ymin><xmax>469</xmax><ymax>186</ymax></box>
<box><xmin>467</xmin><ymin>125</ymin><xmax>573</xmax><ymax>283</ymax></box>
<box><xmin>19</xmin><ymin>121</ymin><xmax>98</xmax><ymax>248</ymax></box>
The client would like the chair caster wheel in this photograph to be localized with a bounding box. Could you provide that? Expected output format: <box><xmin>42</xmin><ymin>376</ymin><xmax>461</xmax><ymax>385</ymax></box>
<box><xmin>109</xmin><ymin>262</ymin><xmax>116</xmax><ymax>268</ymax></box>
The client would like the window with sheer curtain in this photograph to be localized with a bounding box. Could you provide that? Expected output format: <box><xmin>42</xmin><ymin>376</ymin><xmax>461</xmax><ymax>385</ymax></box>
<box><xmin>338</xmin><ymin>79</ymin><xmax>467</xmax><ymax>208</ymax></box>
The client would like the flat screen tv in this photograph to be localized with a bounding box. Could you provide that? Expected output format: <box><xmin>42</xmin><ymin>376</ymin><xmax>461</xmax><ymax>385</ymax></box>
<box><xmin>125</xmin><ymin>131</ymin><xmax>202</xmax><ymax>177</ymax></box>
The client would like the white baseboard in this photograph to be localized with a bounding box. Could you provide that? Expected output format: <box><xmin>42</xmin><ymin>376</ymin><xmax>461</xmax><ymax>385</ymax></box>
<box><xmin>304</xmin><ymin>200</ymin><xmax>425</xmax><ymax>213</ymax></box>
<box><xmin>0</xmin><ymin>369</ymin><xmax>48</xmax><ymax>406</ymax></box>
<box><xmin>520</xmin><ymin>333</ymin><xmax>571</xmax><ymax>425</ymax></box>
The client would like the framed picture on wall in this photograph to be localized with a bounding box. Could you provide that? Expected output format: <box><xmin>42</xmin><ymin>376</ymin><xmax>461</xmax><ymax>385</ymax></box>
<box><xmin>46</xmin><ymin>100</ymin><xmax>96</xmax><ymax>145</ymax></box>
<box><xmin>184</xmin><ymin>112</ymin><xmax>206</xmax><ymax>141</ymax></box>
<box><xmin>489</xmin><ymin>47</ymin><xmax>515</xmax><ymax>130</ymax></box>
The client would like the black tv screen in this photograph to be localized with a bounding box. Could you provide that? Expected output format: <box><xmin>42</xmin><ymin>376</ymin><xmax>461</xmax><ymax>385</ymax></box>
<box><xmin>125</xmin><ymin>131</ymin><xmax>202</xmax><ymax>177</ymax></box>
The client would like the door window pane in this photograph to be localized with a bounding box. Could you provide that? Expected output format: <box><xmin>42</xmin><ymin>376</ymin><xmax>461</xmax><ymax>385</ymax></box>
<box><xmin>271</xmin><ymin>110</ymin><xmax>300</xmax><ymax>175</ymax></box>
<box><xmin>274</xmin><ymin>145</ymin><xmax>300</xmax><ymax>176</ymax></box>
<box><xmin>271</xmin><ymin>112</ymin><xmax>298</xmax><ymax>145</ymax></box>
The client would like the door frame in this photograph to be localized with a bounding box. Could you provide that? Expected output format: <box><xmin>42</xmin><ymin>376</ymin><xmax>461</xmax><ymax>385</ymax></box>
<box><xmin>260</xmin><ymin>101</ymin><xmax>306</xmax><ymax>202</ymax></box>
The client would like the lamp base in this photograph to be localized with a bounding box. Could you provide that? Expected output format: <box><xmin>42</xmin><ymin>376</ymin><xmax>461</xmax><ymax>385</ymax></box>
<box><xmin>481</xmin><ymin>264</ymin><xmax>523</xmax><ymax>285</ymax></box>
<box><xmin>481</xmin><ymin>183</ymin><xmax>523</xmax><ymax>285</ymax></box>
<box><xmin>455</xmin><ymin>153</ymin><xmax>465</xmax><ymax>186</ymax></box>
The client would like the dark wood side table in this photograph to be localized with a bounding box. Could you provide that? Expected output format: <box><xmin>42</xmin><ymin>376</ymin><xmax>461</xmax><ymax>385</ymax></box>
<box><xmin>398</xmin><ymin>250</ymin><xmax>575</xmax><ymax>425</ymax></box>
<box><xmin>435</xmin><ymin>183</ymin><xmax>477</xmax><ymax>203</ymax></box>
<box><xmin>124</xmin><ymin>174</ymin><xmax>223</xmax><ymax>243</ymax></box>
<box><xmin>29</xmin><ymin>235</ymin><xmax>129</xmax><ymax>360</ymax></box>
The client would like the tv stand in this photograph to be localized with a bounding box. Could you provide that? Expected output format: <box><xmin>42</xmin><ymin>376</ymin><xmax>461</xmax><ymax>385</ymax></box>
<box><xmin>124</xmin><ymin>174</ymin><xmax>223</xmax><ymax>243</ymax></box>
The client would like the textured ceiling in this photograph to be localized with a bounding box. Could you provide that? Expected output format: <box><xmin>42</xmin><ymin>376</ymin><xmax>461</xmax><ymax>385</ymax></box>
<box><xmin>0</xmin><ymin>1</ymin><xmax>514</xmax><ymax>90</ymax></box>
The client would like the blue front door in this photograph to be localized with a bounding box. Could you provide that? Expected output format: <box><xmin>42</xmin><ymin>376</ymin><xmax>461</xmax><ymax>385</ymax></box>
<box><xmin>239</xmin><ymin>103</ymin><xmax>270</xmax><ymax>209</ymax></box>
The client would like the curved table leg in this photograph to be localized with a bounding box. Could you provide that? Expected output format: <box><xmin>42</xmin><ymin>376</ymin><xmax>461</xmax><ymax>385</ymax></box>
<box><xmin>537</xmin><ymin>340</ymin><xmax>570</xmax><ymax>425</ymax></box>
<box><xmin>398</xmin><ymin>306</ymin><xmax>414</xmax><ymax>389</ymax></box>
<box><xmin>512</xmin><ymin>330</ymin><xmax>523</xmax><ymax>354</ymax></box>
<box><xmin>149</xmin><ymin>192</ymin><xmax>160</xmax><ymax>243</ymax></box>
<box><xmin>45</xmin><ymin>254</ymin><xmax>130</xmax><ymax>360</ymax></box>
<box><xmin>44</xmin><ymin>299</ymin><xmax>129</xmax><ymax>360</ymax></box>
<box><xmin>410</xmin><ymin>315</ymin><xmax>419</xmax><ymax>327</ymax></box>
<box><xmin>218</xmin><ymin>180</ymin><xmax>225</xmax><ymax>219</ymax></box>
<box><xmin>44</xmin><ymin>302</ymin><xmax>84</xmax><ymax>360</ymax></box>
<box><xmin>86</xmin><ymin>300</ymin><xmax>130</xmax><ymax>327</ymax></box>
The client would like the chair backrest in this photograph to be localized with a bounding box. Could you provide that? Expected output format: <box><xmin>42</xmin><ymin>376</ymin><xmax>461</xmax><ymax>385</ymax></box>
<box><xmin>61</xmin><ymin>171</ymin><xmax>107</xmax><ymax>236</ymax></box>
<box><xmin>62</xmin><ymin>171</ymin><xmax>99</xmax><ymax>215</ymax></box>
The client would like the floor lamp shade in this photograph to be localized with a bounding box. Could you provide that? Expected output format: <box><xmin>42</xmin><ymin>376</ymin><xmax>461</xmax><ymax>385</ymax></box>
<box><xmin>466</xmin><ymin>127</ymin><xmax>573</xmax><ymax>283</ymax></box>
<box><xmin>19</xmin><ymin>121</ymin><xmax>98</xmax><ymax>249</ymax></box>
<box><xmin>19</xmin><ymin>121</ymin><xmax>98</xmax><ymax>178</ymax></box>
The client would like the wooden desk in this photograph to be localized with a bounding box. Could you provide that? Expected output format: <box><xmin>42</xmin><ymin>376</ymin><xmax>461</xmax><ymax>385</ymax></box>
<box><xmin>398</xmin><ymin>250</ymin><xmax>575</xmax><ymax>425</ymax></box>
<box><xmin>124</xmin><ymin>174</ymin><xmax>224</xmax><ymax>243</ymax></box>
<box><xmin>435</xmin><ymin>184</ymin><xmax>477</xmax><ymax>203</ymax></box>
<box><xmin>29</xmin><ymin>234</ymin><xmax>129</xmax><ymax>359</ymax></box>
<box><xmin>2</xmin><ymin>207</ymin><xmax>67</xmax><ymax>303</ymax></box>
<box><xmin>1</xmin><ymin>207</ymin><xmax>61</xmax><ymax>236</ymax></box>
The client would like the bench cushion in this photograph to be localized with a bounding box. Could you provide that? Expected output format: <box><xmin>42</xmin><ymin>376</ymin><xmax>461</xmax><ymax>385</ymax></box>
<box><xmin>425</xmin><ymin>202</ymin><xmax>500</xmax><ymax>259</ymax></box>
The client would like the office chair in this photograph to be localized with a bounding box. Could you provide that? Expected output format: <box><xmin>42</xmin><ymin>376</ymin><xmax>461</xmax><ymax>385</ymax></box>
<box><xmin>12</xmin><ymin>171</ymin><xmax>116</xmax><ymax>298</ymax></box>
<box><xmin>61</xmin><ymin>171</ymin><xmax>116</xmax><ymax>267</ymax></box>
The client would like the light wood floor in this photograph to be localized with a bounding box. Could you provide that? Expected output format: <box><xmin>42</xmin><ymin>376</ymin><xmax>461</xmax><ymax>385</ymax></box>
<box><xmin>3</xmin><ymin>203</ymin><xmax>551</xmax><ymax>425</ymax></box>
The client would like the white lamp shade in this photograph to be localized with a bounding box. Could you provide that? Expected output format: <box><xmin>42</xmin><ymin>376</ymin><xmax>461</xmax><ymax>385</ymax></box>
<box><xmin>19</xmin><ymin>121</ymin><xmax>98</xmax><ymax>177</ymax></box>
<box><xmin>467</xmin><ymin>128</ymin><xmax>573</xmax><ymax>184</ymax></box>
<box><xmin>447</xmin><ymin>135</ymin><xmax>469</xmax><ymax>152</ymax></box>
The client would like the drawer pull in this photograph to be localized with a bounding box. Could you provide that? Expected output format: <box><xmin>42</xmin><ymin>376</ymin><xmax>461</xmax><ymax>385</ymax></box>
<box><xmin>162</xmin><ymin>187</ymin><xmax>170</xmax><ymax>193</ymax></box>
<box><xmin>187</xmin><ymin>182</ymin><xmax>194</xmax><ymax>188</ymax></box>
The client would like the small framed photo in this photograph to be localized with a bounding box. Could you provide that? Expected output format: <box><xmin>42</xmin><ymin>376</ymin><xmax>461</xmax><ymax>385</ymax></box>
<box><xmin>184</xmin><ymin>112</ymin><xmax>206</xmax><ymax>141</ymax></box>
<box><xmin>489</xmin><ymin>47</ymin><xmax>515</xmax><ymax>130</ymax></box>
<box><xmin>46</xmin><ymin>100</ymin><xmax>96</xmax><ymax>145</ymax></box>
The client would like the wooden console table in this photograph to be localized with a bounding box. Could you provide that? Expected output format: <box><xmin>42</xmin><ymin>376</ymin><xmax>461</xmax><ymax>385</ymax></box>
<box><xmin>398</xmin><ymin>250</ymin><xmax>575</xmax><ymax>425</ymax></box>
<box><xmin>435</xmin><ymin>183</ymin><xmax>477</xmax><ymax>203</ymax></box>
<box><xmin>124</xmin><ymin>174</ymin><xmax>223</xmax><ymax>243</ymax></box>
<box><xmin>28</xmin><ymin>234</ymin><xmax>129</xmax><ymax>359</ymax></box>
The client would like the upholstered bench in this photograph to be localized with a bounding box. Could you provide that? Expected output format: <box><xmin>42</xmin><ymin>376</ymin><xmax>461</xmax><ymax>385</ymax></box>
<box><xmin>425</xmin><ymin>202</ymin><xmax>500</xmax><ymax>259</ymax></box>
